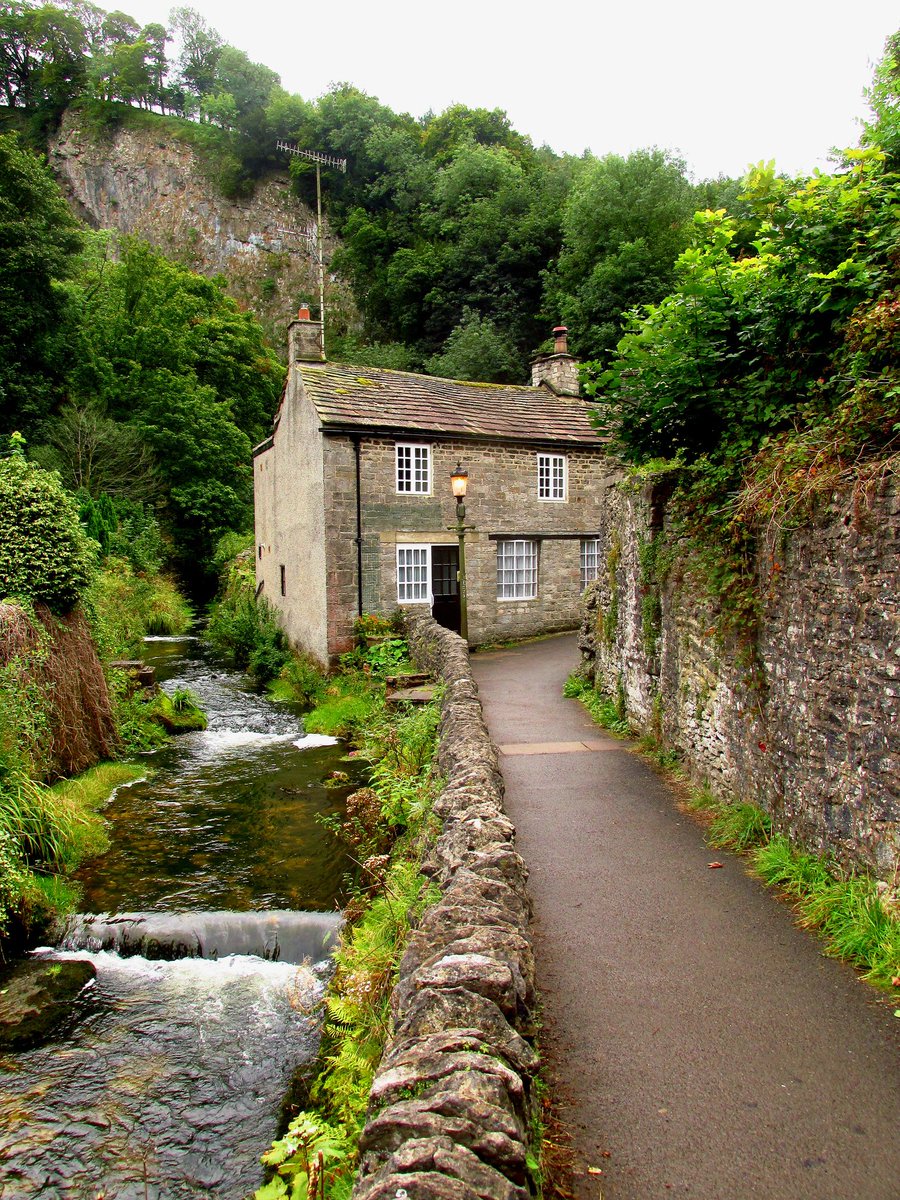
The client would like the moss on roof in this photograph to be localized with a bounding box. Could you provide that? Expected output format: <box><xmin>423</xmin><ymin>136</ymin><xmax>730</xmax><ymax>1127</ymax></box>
<box><xmin>300</xmin><ymin>362</ymin><xmax>602</xmax><ymax>446</ymax></box>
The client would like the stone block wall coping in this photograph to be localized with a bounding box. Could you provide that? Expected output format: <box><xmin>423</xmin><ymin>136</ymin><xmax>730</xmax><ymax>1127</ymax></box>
<box><xmin>352</xmin><ymin>610</ymin><xmax>537</xmax><ymax>1200</ymax></box>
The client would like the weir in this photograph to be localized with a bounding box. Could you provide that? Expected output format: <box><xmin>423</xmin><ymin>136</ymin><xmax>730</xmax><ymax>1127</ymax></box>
<box><xmin>63</xmin><ymin>908</ymin><xmax>343</xmax><ymax>963</ymax></box>
<box><xmin>0</xmin><ymin>636</ymin><xmax>358</xmax><ymax>1199</ymax></box>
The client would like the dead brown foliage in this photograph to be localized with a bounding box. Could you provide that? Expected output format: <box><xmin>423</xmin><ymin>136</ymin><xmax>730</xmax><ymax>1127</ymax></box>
<box><xmin>0</xmin><ymin>602</ymin><xmax>118</xmax><ymax>781</ymax></box>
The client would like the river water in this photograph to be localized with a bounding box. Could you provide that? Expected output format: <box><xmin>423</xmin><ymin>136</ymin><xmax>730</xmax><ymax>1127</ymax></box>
<box><xmin>0</xmin><ymin>637</ymin><xmax>361</xmax><ymax>1199</ymax></box>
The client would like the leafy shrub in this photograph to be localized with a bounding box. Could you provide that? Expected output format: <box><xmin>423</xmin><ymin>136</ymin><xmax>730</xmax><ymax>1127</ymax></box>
<box><xmin>87</xmin><ymin>559</ymin><xmax>193</xmax><ymax>659</ymax></box>
<box><xmin>81</xmin><ymin>494</ymin><xmax>168</xmax><ymax>575</ymax></box>
<box><xmin>206</xmin><ymin>538</ymin><xmax>290</xmax><ymax>685</ymax></box>
<box><xmin>0</xmin><ymin>438</ymin><xmax>97</xmax><ymax>612</ymax></box>
<box><xmin>268</xmin><ymin>655</ymin><xmax>325</xmax><ymax>708</ymax></box>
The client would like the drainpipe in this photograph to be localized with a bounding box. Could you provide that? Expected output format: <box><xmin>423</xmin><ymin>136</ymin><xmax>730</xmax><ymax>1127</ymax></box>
<box><xmin>352</xmin><ymin>435</ymin><xmax>363</xmax><ymax>617</ymax></box>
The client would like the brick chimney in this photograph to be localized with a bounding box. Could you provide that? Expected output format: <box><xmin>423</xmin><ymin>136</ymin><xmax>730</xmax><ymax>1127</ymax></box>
<box><xmin>530</xmin><ymin>325</ymin><xmax>580</xmax><ymax>397</ymax></box>
<box><xmin>289</xmin><ymin>305</ymin><xmax>325</xmax><ymax>363</ymax></box>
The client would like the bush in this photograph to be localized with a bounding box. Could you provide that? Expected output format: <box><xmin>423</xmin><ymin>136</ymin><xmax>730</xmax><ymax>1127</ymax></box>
<box><xmin>87</xmin><ymin>559</ymin><xmax>193</xmax><ymax>659</ymax></box>
<box><xmin>80</xmin><ymin>494</ymin><xmax>168</xmax><ymax>575</ymax></box>
<box><xmin>206</xmin><ymin>538</ymin><xmax>291</xmax><ymax>685</ymax></box>
<box><xmin>0</xmin><ymin>438</ymin><xmax>97</xmax><ymax>612</ymax></box>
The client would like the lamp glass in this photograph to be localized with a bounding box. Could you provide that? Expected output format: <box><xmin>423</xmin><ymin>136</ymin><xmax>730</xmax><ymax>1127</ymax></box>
<box><xmin>450</xmin><ymin>465</ymin><xmax>468</xmax><ymax>498</ymax></box>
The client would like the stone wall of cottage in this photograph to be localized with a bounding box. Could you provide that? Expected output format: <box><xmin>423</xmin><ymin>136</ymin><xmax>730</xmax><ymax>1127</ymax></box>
<box><xmin>254</xmin><ymin>371</ymin><xmax>330</xmax><ymax>664</ymax></box>
<box><xmin>353</xmin><ymin>610</ymin><xmax>538</xmax><ymax>1200</ymax></box>
<box><xmin>330</xmin><ymin>434</ymin><xmax>616</xmax><ymax>648</ymax></box>
<box><xmin>579</xmin><ymin>478</ymin><xmax>900</xmax><ymax>879</ymax></box>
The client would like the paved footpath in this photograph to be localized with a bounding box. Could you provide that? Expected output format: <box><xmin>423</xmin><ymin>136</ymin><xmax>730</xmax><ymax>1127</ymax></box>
<box><xmin>472</xmin><ymin>634</ymin><xmax>900</xmax><ymax>1200</ymax></box>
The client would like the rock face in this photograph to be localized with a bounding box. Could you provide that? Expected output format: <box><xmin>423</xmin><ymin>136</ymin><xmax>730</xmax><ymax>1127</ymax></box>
<box><xmin>579</xmin><ymin>477</ymin><xmax>900</xmax><ymax>879</ymax></box>
<box><xmin>47</xmin><ymin>109</ymin><xmax>353</xmax><ymax>348</ymax></box>
<box><xmin>353</xmin><ymin>612</ymin><xmax>537</xmax><ymax>1200</ymax></box>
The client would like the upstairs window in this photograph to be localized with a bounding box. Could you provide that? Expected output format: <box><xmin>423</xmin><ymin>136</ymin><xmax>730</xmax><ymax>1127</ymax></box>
<box><xmin>497</xmin><ymin>539</ymin><xmax>538</xmax><ymax>600</ymax></box>
<box><xmin>396</xmin><ymin>443</ymin><xmax>431</xmax><ymax>494</ymax></box>
<box><xmin>538</xmin><ymin>453</ymin><xmax>566</xmax><ymax>500</ymax></box>
<box><xmin>580</xmin><ymin>538</ymin><xmax>601</xmax><ymax>589</ymax></box>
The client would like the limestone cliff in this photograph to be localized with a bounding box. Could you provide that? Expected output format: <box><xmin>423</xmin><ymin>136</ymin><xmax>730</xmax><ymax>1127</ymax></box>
<box><xmin>47</xmin><ymin>109</ymin><xmax>354</xmax><ymax>350</ymax></box>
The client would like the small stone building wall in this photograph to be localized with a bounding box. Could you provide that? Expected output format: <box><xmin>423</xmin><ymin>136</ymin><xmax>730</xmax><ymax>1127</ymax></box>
<box><xmin>319</xmin><ymin>433</ymin><xmax>615</xmax><ymax>655</ymax></box>
<box><xmin>353</xmin><ymin>610</ymin><xmax>537</xmax><ymax>1200</ymax></box>
<box><xmin>579</xmin><ymin>478</ymin><xmax>900</xmax><ymax>879</ymax></box>
<box><xmin>254</xmin><ymin>370</ymin><xmax>330</xmax><ymax>664</ymax></box>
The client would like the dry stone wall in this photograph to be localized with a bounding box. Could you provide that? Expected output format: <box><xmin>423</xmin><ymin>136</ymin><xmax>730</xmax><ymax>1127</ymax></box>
<box><xmin>579</xmin><ymin>478</ymin><xmax>900</xmax><ymax>879</ymax></box>
<box><xmin>353</xmin><ymin>610</ymin><xmax>538</xmax><ymax>1200</ymax></box>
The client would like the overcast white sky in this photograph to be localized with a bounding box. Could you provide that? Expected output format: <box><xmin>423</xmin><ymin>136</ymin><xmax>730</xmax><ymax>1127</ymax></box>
<box><xmin>123</xmin><ymin>0</ymin><xmax>898</xmax><ymax>180</ymax></box>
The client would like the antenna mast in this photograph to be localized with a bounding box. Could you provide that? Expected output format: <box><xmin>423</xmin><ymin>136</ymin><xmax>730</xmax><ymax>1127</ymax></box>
<box><xmin>276</xmin><ymin>141</ymin><xmax>347</xmax><ymax>355</ymax></box>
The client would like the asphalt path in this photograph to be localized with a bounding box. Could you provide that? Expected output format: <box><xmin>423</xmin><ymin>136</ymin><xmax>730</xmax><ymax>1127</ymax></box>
<box><xmin>472</xmin><ymin>634</ymin><xmax>900</xmax><ymax>1200</ymax></box>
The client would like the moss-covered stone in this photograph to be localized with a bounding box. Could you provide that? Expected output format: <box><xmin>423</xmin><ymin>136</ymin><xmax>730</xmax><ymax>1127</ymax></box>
<box><xmin>0</xmin><ymin>958</ymin><xmax>96</xmax><ymax>1051</ymax></box>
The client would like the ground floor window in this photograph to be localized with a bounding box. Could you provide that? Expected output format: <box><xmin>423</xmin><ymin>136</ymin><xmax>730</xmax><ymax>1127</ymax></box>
<box><xmin>580</xmin><ymin>538</ymin><xmax>601</xmax><ymax>589</ymax></box>
<box><xmin>497</xmin><ymin>539</ymin><xmax>538</xmax><ymax>600</ymax></box>
<box><xmin>396</xmin><ymin>545</ymin><xmax>430</xmax><ymax>602</ymax></box>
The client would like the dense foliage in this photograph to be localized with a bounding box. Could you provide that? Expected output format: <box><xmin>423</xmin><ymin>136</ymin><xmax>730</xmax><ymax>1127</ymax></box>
<box><xmin>586</xmin><ymin>154</ymin><xmax>900</xmax><ymax>470</ymax></box>
<box><xmin>0</xmin><ymin>129</ymin><xmax>82</xmax><ymax>432</ymax></box>
<box><xmin>0</xmin><ymin>2</ymin><xmax>710</xmax><ymax>377</ymax></box>
<box><xmin>0</xmin><ymin>130</ymin><xmax>281</xmax><ymax>584</ymax></box>
<box><xmin>0</xmin><ymin>436</ymin><xmax>96</xmax><ymax>611</ymax></box>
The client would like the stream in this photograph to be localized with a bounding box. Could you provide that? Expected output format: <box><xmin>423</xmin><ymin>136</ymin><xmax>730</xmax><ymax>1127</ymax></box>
<box><xmin>0</xmin><ymin>637</ymin><xmax>362</xmax><ymax>1199</ymax></box>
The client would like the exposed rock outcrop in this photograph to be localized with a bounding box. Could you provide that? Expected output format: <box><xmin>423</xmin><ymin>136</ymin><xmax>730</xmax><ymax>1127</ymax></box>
<box><xmin>353</xmin><ymin>611</ymin><xmax>538</xmax><ymax>1200</ymax></box>
<box><xmin>47</xmin><ymin>109</ymin><xmax>354</xmax><ymax>348</ymax></box>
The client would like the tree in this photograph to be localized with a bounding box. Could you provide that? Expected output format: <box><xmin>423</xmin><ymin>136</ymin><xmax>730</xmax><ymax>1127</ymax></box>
<box><xmin>31</xmin><ymin>401</ymin><xmax>160</xmax><ymax>501</ymax></box>
<box><xmin>425</xmin><ymin>308</ymin><xmax>522</xmax><ymax>383</ymax></box>
<box><xmin>587</xmin><ymin>153</ymin><xmax>899</xmax><ymax>465</ymax></box>
<box><xmin>68</xmin><ymin>239</ymin><xmax>281</xmax><ymax>575</ymax></box>
<box><xmin>543</xmin><ymin>149</ymin><xmax>696</xmax><ymax>360</ymax></box>
<box><xmin>862</xmin><ymin>30</ymin><xmax>900</xmax><ymax>165</ymax></box>
<box><xmin>0</xmin><ymin>132</ymin><xmax>83</xmax><ymax>437</ymax></box>
<box><xmin>0</xmin><ymin>435</ymin><xmax>97</xmax><ymax>612</ymax></box>
<box><xmin>170</xmin><ymin>5</ymin><xmax>222</xmax><ymax>102</ymax></box>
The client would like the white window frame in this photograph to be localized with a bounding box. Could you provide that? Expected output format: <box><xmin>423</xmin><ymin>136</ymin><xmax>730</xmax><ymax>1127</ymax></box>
<box><xmin>537</xmin><ymin>453</ymin><xmax>567</xmax><ymax>501</ymax></box>
<box><xmin>396</xmin><ymin>443</ymin><xmax>431</xmax><ymax>495</ymax></box>
<box><xmin>496</xmin><ymin>539</ymin><xmax>538</xmax><ymax>601</ymax></box>
<box><xmin>397</xmin><ymin>544</ymin><xmax>431</xmax><ymax>604</ymax></box>
<box><xmin>580</xmin><ymin>538</ymin><xmax>601</xmax><ymax>589</ymax></box>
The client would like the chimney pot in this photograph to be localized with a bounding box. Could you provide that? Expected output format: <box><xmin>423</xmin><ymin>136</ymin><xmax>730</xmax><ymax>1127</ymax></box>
<box><xmin>553</xmin><ymin>325</ymin><xmax>568</xmax><ymax>355</ymax></box>
<box><xmin>298</xmin><ymin>304</ymin><xmax>312</xmax><ymax>321</ymax></box>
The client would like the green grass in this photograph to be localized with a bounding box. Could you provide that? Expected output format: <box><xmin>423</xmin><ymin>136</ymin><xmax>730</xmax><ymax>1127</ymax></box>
<box><xmin>256</xmin><ymin>693</ymin><xmax>442</xmax><ymax>1199</ymax></box>
<box><xmin>707</xmin><ymin>801</ymin><xmax>772</xmax><ymax>852</ymax></box>
<box><xmin>88</xmin><ymin>558</ymin><xmax>192</xmax><ymax>659</ymax></box>
<box><xmin>0</xmin><ymin>758</ymin><xmax>146</xmax><ymax>941</ymax></box>
<box><xmin>752</xmin><ymin>836</ymin><xmax>900</xmax><ymax>988</ymax></box>
<box><xmin>48</xmin><ymin>760</ymin><xmax>146</xmax><ymax>867</ymax></box>
<box><xmin>303</xmin><ymin>676</ymin><xmax>384</xmax><ymax>739</ymax></box>
<box><xmin>563</xmin><ymin>672</ymin><xmax>630</xmax><ymax>736</ymax></box>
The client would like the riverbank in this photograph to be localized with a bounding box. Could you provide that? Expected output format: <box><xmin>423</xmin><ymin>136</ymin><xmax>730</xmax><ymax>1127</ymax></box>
<box><xmin>259</xmin><ymin>611</ymin><xmax>541</xmax><ymax>1200</ymax></box>
<box><xmin>0</xmin><ymin>633</ymin><xmax>358</xmax><ymax>1198</ymax></box>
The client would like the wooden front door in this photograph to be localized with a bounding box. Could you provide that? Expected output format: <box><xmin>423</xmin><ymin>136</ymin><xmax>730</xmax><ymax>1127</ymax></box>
<box><xmin>430</xmin><ymin>545</ymin><xmax>460</xmax><ymax>634</ymax></box>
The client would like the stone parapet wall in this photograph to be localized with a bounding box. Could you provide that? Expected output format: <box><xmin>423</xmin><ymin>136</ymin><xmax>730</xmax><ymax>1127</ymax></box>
<box><xmin>353</xmin><ymin>610</ymin><xmax>538</xmax><ymax>1200</ymax></box>
<box><xmin>579</xmin><ymin>479</ymin><xmax>900</xmax><ymax>879</ymax></box>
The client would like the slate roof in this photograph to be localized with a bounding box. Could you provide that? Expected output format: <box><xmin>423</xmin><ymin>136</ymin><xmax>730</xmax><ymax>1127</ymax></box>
<box><xmin>298</xmin><ymin>362</ymin><xmax>603</xmax><ymax>447</ymax></box>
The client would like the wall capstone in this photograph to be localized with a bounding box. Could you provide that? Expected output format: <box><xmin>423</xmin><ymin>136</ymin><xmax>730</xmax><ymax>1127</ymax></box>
<box><xmin>353</xmin><ymin>610</ymin><xmax>537</xmax><ymax>1200</ymax></box>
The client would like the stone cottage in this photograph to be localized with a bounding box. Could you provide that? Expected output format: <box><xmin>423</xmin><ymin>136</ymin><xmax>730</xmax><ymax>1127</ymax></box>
<box><xmin>253</xmin><ymin>313</ymin><xmax>613</xmax><ymax>664</ymax></box>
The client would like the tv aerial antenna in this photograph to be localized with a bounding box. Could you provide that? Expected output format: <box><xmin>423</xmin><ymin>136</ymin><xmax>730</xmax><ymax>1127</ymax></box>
<box><xmin>276</xmin><ymin>142</ymin><xmax>347</xmax><ymax>355</ymax></box>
